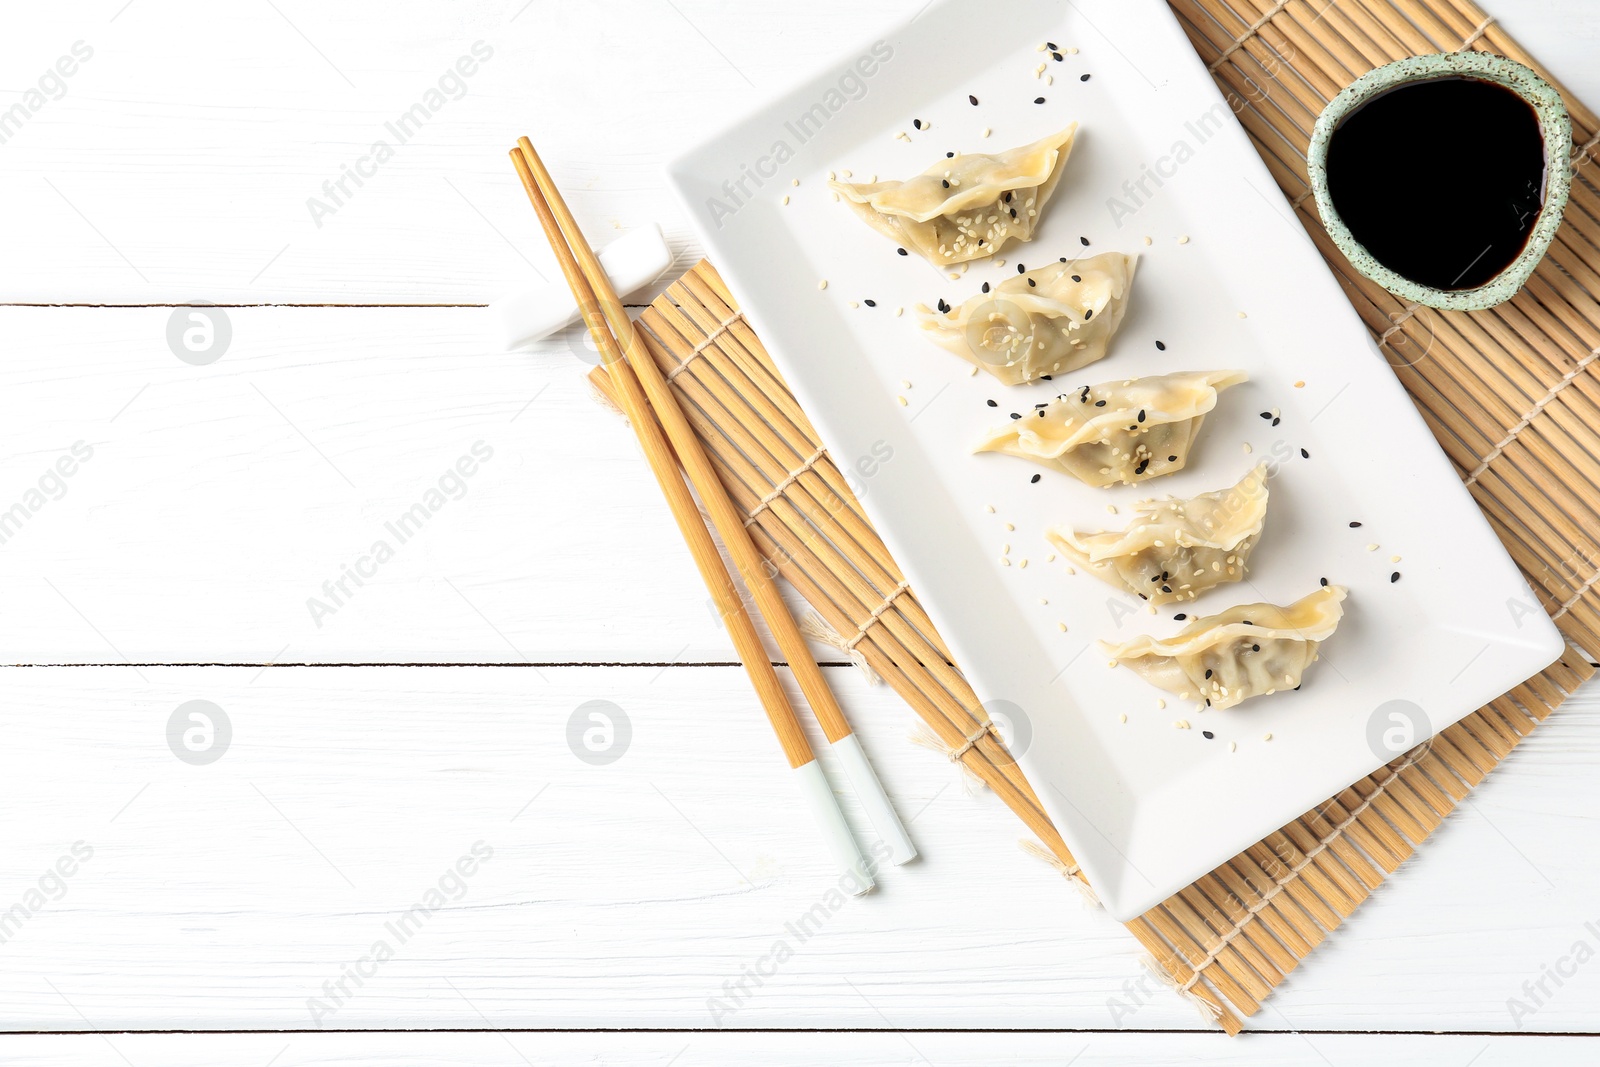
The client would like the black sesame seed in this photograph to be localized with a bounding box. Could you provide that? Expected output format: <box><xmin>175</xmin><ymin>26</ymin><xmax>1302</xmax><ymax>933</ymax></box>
<box><xmin>897</xmin><ymin>247</ymin><xmax>908</xmax><ymax>256</ymax></box>
<box><xmin>1137</xmin><ymin>409</ymin><xmax>1146</xmax><ymax>423</ymax></box>
<box><xmin>1084</xmin><ymin>308</ymin><xmax>1093</xmax><ymax>320</ymax></box>
<box><xmin>1167</xmin><ymin>455</ymin><xmax>1177</xmax><ymax>462</ymax></box>
<box><xmin>1205</xmin><ymin>669</ymin><xmax>1213</xmax><ymax>678</ymax></box>
<box><xmin>1060</xmin><ymin>257</ymin><xmax>1068</xmax><ymax>263</ymax></box>
<box><xmin>1094</xmin><ymin>399</ymin><xmax>1107</xmax><ymax>407</ymax></box>
<box><xmin>1259</xmin><ymin>411</ymin><xmax>1272</xmax><ymax>420</ymax></box>
<box><xmin>1391</xmin><ymin>571</ymin><xmax>1401</xmax><ymax>583</ymax></box>
<box><xmin>1272</xmin><ymin>417</ymin><xmax>1280</xmax><ymax>426</ymax></box>
<box><xmin>1017</xmin><ymin>263</ymin><xmax>1026</xmax><ymax>273</ymax></box>
<box><xmin>1009</xmin><ymin>207</ymin><xmax>1018</xmax><ymax>219</ymax></box>
<box><xmin>1320</xmin><ymin>576</ymin><xmax>1329</xmax><ymax>586</ymax></box>
<box><xmin>1349</xmin><ymin>521</ymin><xmax>1362</xmax><ymax>527</ymax></box>
<box><xmin>1155</xmin><ymin>340</ymin><xmax>1166</xmax><ymax>351</ymax></box>
<box><xmin>1174</xmin><ymin>613</ymin><xmax>1187</xmax><ymax>620</ymax></box>
<box><xmin>1161</xmin><ymin>585</ymin><xmax>1171</xmax><ymax>593</ymax></box>
<box><xmin>864</xmin><ymin>299</ymin><xmax>876</xmax><ymax>307</ymax></box>
<box><xmin>1034</xmin><ymin>96</ymin><xmax>1046</xmax><ymax>104</ymax></box>
<box><xmin>1052</xmin><ymin>51</ymin><xmax>1063</xmax><ymax>61</ymax></box>
<box><xmin>1030</xmin><ymin>473</ymin><xmax>1041</xmax><ymax>483</ymax></box>
<box><xmin>1080</xmin><ymin>73</ymin><xmax>1091</xmax><ymax>82</ymax></box>
<box><xmin>1300</xmin><ymin>447</ymin><xmax>1309</xmax><ymax>458</ymax></box>
<box><xmin>1041</xmin><ymin>375</ymin><xmax>1052</xmax><ymax>381</ymax></box>
<box><xmin>1047</xmin><ymin>40</ymin><xmax>1058</xmax><ymax>49</ymax></box>
<box><xmin>913</xmin><ymin>118</ymin><xmax>923</xmax><ymax>129</ymax></box>
<box><xmin>1070</xmin><ymin>275</ymin><xmax>1082</xmax><ymax>283</ymax></box>
<box><xmin>937</xmin><ymin>298</ymin><xmax>950</xmax><ymax>313</ymax></box>
<box><xmin>1003</xmin><ymin>191</ymin><xmax>1012</xmax><ymax>202</ymax></box>
<box><xmin>1028</xmin><ymin>278</ymin><xmax>1036</xmax><ymax>287</ymax></box>
<box><xmin>969</xmin><ymin>94</ymin><xmax>979</xmax><ymax>106</ymax></box>
<box><xmin>1134</xmin><ymin>458</ymin><xmax>1149</xmax><ymax>475</ymax></box>
<box><xmin>946</xmin><ymin>151</ymin><xmax>955</xmax><ymax>158</ymax></box>
<box><xmin>1079</xmin><ymin>235</ymin><xmax>1090</xmax><ymax>246</ymax></box>
<box><xmin>981</xmin><ymin>282</ymin><xmax>991</xmax><ymax>294</ymax></box>
<box><xmin>1252</xmin><ymin>644</ymin><xmax>1260</xmax><ymax>652</ymax></box>
<box><xmin>1009</xmin><ymin>412</ymin><xmax>1021</xmax><ymax>420</ymax></box>
<box><xmin>941</xmin><ymin>179</ymin><xmax>950</xmax><ymax>189</ymax></box>
<box><xmin>1293</xmin><ymin>685</ymin><xmax>1302</xmax><ymax>691</ymax></box>
<box><xmin>1203</xmin><ymin>730</ymin><xmax>1214</xmax><ymax>739</ymax></box>
<box><xmin>1205</xmin><ymin>697</ymin><xmax>1212</xmax><ymax>706</ymax></box>
<box><xmin>986</xmin><ymin>399</ymin><xmax>997</xmax><ymax>407</ymax></box>
<box><xmin>1243</xmin><ymin>620</ymin><xmax>1253</xmax><ymax>625</ymax></box>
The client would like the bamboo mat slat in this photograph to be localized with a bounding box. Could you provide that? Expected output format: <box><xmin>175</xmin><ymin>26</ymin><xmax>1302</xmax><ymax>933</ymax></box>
<box><xmin>586</xmin><ymin>0</ymin><xmax>1600</xmax><ymax>1033</ymax></box>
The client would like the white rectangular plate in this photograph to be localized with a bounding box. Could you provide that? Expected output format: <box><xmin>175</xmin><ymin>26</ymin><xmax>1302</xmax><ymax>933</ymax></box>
<box><xmin>665</xmin><ymin>0</ymin><xmax>1563</xmax><ymax>919</ymax></box>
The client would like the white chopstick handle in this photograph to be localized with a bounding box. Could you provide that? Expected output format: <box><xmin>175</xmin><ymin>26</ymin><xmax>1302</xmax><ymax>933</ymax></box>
<box><xmin>831</xmin><ymin>733</ymin><xmax>917</xmax><ymax>865</ymax></box>
<box><xmin>793</xmin><ymin>760</ymin><xmax>874</xmax><ymax>895</ymax></box>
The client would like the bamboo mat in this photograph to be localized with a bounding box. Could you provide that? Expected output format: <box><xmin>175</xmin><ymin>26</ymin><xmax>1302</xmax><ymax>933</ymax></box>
<box><xmin>588</xmin><ymin>0</ymin><xmax>1600</xmax><ymax>1033</ymax></box>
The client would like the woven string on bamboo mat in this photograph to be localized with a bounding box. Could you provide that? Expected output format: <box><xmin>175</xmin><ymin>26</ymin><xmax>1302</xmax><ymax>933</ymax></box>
<box><xmin>586</xmin><ymin>0</ymin><xmax>1600</xmax><ymax>1034</ymax></box>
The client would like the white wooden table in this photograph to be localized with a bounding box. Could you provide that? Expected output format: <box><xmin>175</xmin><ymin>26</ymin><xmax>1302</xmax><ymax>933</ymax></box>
<box><xmin>3</xmin><ymin>1</ymin><xmax>1598</xmax><ymax>1062</ymax></box>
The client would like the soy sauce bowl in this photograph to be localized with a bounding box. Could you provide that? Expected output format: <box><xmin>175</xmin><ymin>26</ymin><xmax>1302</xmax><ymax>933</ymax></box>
<box><xmin>1307</xmin><ymin>52</ymin><xmax>1571</xmax><ymax>312</ymax></box>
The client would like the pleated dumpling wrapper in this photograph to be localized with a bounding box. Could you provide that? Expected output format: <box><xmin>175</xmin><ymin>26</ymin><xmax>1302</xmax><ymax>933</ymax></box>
<box><xmin>828</xmin><ymin>124</ymin><xmax>1078</xmax><ymax>267</ymax></box>
<box><xmin>1101</xmin><ymin>585</ymin><xmax>1347</xmax><ymax>710</ymax></box>
<box><xmin>973</xmin><ymin>369</ymin><xmax>1247</xmax><ymax>487</ymax></box>
<box><xmin>920</xmin><ymin>252</ymin><xmax>1137</xmax><ymax>385</ymax></box>
<box><xmin>1047</xmin><ymin>464</ymin><xmax>1269</xmax><ymax>605</ymax></box>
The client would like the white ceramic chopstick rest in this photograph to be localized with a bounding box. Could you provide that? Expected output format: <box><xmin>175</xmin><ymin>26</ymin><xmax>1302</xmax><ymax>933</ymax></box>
<box><xmin>493</xmin><ymin>222</ymin><xmax>673</xmax><ymax>349</ymax></box>
<box><xmin>831</xmin><ymin>734</ymin><xmax>917</xmax><ymax>865</ymax></box>
<box><xmin>793</xmin><ymin>759</ymin><xmax>874</xmax><ymax>894</ymax></box>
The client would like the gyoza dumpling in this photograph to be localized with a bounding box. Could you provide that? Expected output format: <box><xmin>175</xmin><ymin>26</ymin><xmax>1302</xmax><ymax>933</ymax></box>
<box><xmin>829</xmin><ymin>125</ymin><xmax>1078</xmax><ymax>267</ymax></box>
<box><xmin>920</xmin><ymin>252</ymin><xmax>1137</xmax><ymax>385</ymax></box>
<box><xmin>1048</xmin><ymin>464</ymin><xmax>1268</xmax><ymax>605</ymax></box>
<box><xmin>973</xmin><ymin>369</ymin><xmax>1247</xmax><ymax>487</ymax></box>
<box><xmin>1101</xmin><ymin>585</ymin><xmax>1346</xmax><ymax>709</ymax></box>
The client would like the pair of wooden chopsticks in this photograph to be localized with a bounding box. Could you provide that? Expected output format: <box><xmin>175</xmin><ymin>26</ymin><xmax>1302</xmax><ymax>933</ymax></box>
<box><xmin>509</xmin><ymin>137</ymin><xmax>915</xmax><ymax>888</ymax></box>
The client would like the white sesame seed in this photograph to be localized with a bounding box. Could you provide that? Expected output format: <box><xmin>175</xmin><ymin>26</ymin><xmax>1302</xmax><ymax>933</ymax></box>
<box><xmin>1174</xmin><ymin>720</ymin><xmax>1190</xmax><ymax>730</ymax></box>
<box><xmin>895</xmin><ymin>307</ymin><xmax>905</xmax><ymax>317</ymax></box>
<box><xmin>1002</xmin><ymin>543</ymin><xmax>1010</xmax><ymax>554</ymax></box>
<box><xmin>1177</xmin><ymin>235</ymin><xmax>1190</xmax><ymax>244</ymax></box>
<box><xmin>1229</xmin><ymin>741</ymin><xmax>1238</xmax><ymax>753</ymax></box>
<box><xmin>1068</xmin><ymin>46</ymin><xmax>1079</xmax><ymax>54</ymax></box>
<box><xmin>1142</xmin><ymin>235</ymin><xmax>1153</xmax><ymax>245</ymax></box>
<box><xmin>1366</xmin><ymin>543</ymin><xmax>1379</xmax><ymax>551</ymax></box>
<box><xmin>1119</xmin><ymin>713</ymin><xmax>1128</xmax><ymax>723</ymax></box>
<box><xmin>1237</xmin><ymin>310</ymin><xmax>1248</xmax><ymax>319</ymax></box>
<box><xmin>791</xmin><ymin>178</ymin><xmax>800</xmax><ymax>187</ymax></box>
<box><xmin>1263</xmin><ymin>732</ymin><xmax>1273</xmax><ymax>741</ymax></box>
<box><xmin>981</xmin><ymin>126</ymin><xmax>992</xmax><ymax>138</ymax></box>
<box><xmin>984</xmin><ymin>504</ymin><xmax>995</xmax><ymax>513</ymax></box>
<box><xmin>827</xmin><ymin>170</ymin><xmax>836</xmax><ymax>180</ymax></box>
<box><xmin>1242</xmin><ymin>442</ymin><xmax>1253</xmax><ymax>454</ymax></box>
<box><xmin>969</xmin><ymin>365</ymin><xmax>980</xmax><ymax>376</ymax></box>
<box><xmin>1391</xmin><ymin>554</ymin><xmax>1401</xmax><ymax>563</ymax></box>
<box><xmin>848</xmin><ymin>300</ymin><xmax>859</xmax><ymax>308</ymax></box>
<box><xmin>1105</xmin><ymin>504</ymin><xmax>1117</xmax><ymax>515</ymax></box>
<box><xmin>1019</xmin><ymin>558</ymin><xmax>1029</xmax><ymax>569</ymax></box>
<box><xmin>896</xmin><ymin>395</ymin><xmax>908</xmax><ymax>406</ymax></box>
<box><xmin>781</xmin><ymin>195</ymin><xmax>790</xmax><ymax>205</ymax></box>
<box><xmin>1000</xmin><ymin>557</ymin><xmax>1011</xmax><ymax>566</ymax></box>
<box><xmin>841</xmin><ymin>169</ymin><xmax>852</xmax><ymax>178</ymax></box>
<box><xmin>1004</xmin><ymin>522</ymin><xmax>1015</xmax><ymax>531</ymax></box>
<box><xmin>818</xmin><ymin>279</ymin><xmax>828</xmax><ymax>290</ymax></box>
<box><xmin>1156</xmin><ymin>698</ymin><xmax>1165</xmax><ymax>709</ymax></box>
<box><xmin>1057</xmin><ymin>622</ymin><xmax>1067</xmax><ymax>632</ymax></box>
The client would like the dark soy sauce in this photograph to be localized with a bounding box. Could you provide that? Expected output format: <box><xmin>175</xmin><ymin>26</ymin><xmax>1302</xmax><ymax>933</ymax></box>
<box><xmin>1326</xmin><ymin>77</ymin><xmax>1546</xmax><ymax>291</ymax></box>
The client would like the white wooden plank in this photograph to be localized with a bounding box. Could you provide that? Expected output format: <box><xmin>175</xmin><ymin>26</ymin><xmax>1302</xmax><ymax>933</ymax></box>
<box><xmin>1</xmin><ymin>664</ymin><xmax>1596</xmax><ymax>1032</ymax></box>
<box><xmin>3</xmin><ymin>1031</ymin><xmax>1598</xmax><ymax>1066</ymax></box>
<box><xmin>0</xmin><ymin>0</ymin><xmax>925</xmax><ymax>303</ymax></box>
<box><xmin>0</xmin><ymin>305</ymin><xmax>830</xmax><ymax>664</ymax></box>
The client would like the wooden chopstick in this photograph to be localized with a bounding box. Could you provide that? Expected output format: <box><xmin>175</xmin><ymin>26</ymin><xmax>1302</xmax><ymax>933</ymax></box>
<box><xmin>512</xmin><ymin>136</ymin><xmax>916</xmax><ymax>866</ymax></box>
<box><xmin>507</xmin><ymin>143</ymin><xmax>879</xmax><ymax>887</ymax></box>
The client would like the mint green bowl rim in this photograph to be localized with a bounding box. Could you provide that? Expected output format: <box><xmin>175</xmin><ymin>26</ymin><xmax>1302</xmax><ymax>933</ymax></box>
<box><xmin>1307</xmin><ymin>51</ymin><xmax>1572</xmax><ymax>312</ymax></box>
